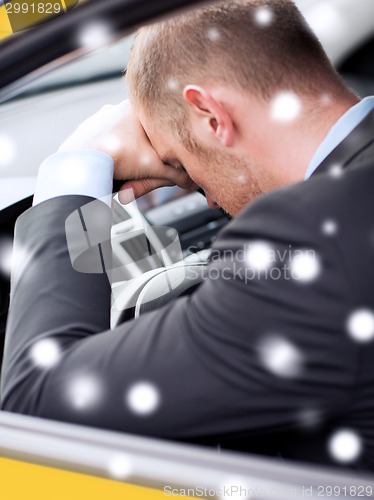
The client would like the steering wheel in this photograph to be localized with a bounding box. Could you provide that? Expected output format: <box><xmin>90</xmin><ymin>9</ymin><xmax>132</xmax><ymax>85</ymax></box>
<box><xmin>109</xmin><ymin>183</ymin><xmax>218</xmax><ymax>325</ymax></box>
<box><xmin>114</xmin><ymin>262</ymin><xmax>207</xmax><ymax>325</ymax></box>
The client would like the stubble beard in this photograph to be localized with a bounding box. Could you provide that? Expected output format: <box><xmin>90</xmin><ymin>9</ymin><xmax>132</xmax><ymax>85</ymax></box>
<box><xmin>197</xmin><ymin>148</ymin><xmax>265</xmax><ymax>216</ymax></box>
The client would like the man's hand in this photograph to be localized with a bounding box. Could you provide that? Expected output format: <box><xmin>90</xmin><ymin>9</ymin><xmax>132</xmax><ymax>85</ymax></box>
<box><xmin>59</xmin><ymin>100</ymin><xmax>195</xmax><ymax>200</ymax></box>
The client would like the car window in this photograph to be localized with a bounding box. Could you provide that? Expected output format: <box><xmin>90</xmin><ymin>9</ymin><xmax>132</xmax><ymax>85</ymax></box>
<box><xmin>1</xmin><ymin>0</ymin><xmax>374</xmax><ymax>494</ymax></box>
<box><xmin>0</xmin><ymin>35</ymin><xmax>131</xmax><ymax>184</ymax></box>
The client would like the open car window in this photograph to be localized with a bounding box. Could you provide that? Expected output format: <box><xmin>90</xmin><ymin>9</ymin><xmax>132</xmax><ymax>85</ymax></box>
<box><xmin>1</xmin><ymin>0</ymin><xmax>374</xmax><ymax>497</ymax></box>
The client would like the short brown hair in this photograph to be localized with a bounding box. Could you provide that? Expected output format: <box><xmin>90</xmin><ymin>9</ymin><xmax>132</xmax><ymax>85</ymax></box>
<box><xmin>126</xmin><ymin>0</ymin><xmax>347</xmax><ymax>133</ymax></box>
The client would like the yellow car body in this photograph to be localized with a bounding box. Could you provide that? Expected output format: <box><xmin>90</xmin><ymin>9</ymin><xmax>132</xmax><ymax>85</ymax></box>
<box><xmin>1</xmin><ymin>457</ymin><xmax>184</xmax><ymax>499</ymax></box>
<box><xmin>0</xmin><ymin>4</ymin><xmax>12</xmax><ymax>39</ymax></box>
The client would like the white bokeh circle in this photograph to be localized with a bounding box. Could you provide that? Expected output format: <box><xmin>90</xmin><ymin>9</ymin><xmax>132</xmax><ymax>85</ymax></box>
<box><xmin>246</xmin><ymin>241</ymin><xmax>274</xmax><ymax>272</ymax></box>
<box><xmin>291</xmin><ymin>251</ymin><xmax>321</xmax><ymax>283</ymax></box>
<box><xmin>79</xmin><ymin>23</ymin><xmax>112</xmax><ymax>49</ymax></box>
<box><xmin>346</xmin><ymin>309</ymin><xmax>374</xmax><ymax>343</ymax></box>
<box><xmin>30</xmin><ymin>339</ymin><xmax>61</xmax><ymax>369</ymax></box>
<box><xmin>107</xmin><ymin>454</ymin><xmax>133</xmax><ymax>480</ymax></box>
<box><xmin>254</xmin><ymin>6</ymin><xmax>274</xmax><ymax>27</ymax></box>
<box><xmin>258</xmin><ymin>335</ymin><xmax>303</xmax><ymax>378</ymax></box>
<box><xmin>126</xmin><ymin>382</ymin><xmax>160</xmax><ymax>416</ymax></box>
<box><xmin>67</xmin><ymin>374</ymin><xmax>103</xmax><ymax>410</ymax></box>
<box><xmin>271</xmin><ymin>92</ymin><xmax>302</xmax><ymax>123</ymax></box>
<box><xmin>321</xmin><ymin>220</ymin><xmax>338</xmax><ymax>236</ymax></box>
<box><xmin>206</xmin><ymin>27</ymin><xmax>221</xmax><ymax>42</ymax></box>
<box><xmin>328</xmin><ymin>429</ymin><xmax>362</xmax><ymax>464</ymax></box>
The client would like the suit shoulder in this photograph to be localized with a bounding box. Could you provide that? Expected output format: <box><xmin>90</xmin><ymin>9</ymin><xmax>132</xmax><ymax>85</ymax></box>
<box><xmin>229</xmin><ymin>162</ymin><xmax>374</xmax><ymax>238</ymax></box>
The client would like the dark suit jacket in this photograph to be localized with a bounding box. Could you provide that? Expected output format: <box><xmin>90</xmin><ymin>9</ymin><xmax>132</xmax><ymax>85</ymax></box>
<box><xmin>2</xmin><ymin>110</ymin><xmax>374</xmax><ymax>472</ymax></box>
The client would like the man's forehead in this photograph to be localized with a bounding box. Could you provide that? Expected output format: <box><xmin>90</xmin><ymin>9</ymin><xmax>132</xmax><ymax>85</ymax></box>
<box><xmin>139</xmin><ymin>114</ymin><xmax>177</xmax><ymax>163</ymax></box>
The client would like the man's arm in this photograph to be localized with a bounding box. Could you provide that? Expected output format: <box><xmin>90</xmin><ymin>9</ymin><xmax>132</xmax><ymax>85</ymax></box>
<box><xmin>0</xmin><ymin>188</ymin><xmax>357</xmax><ymax>444</ymax></box>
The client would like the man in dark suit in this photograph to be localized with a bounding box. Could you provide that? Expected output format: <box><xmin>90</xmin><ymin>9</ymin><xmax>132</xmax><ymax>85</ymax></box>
<box><xmin>2</xmin><ymin>0</ymin><xmax>374</xmax><ymax>472</ymax></box>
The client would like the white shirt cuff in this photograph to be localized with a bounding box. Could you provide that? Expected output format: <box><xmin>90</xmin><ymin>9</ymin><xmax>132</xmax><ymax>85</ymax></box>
<box><xmin>33</xmin><ymin>150</ymin><xmax>114</xmax><ymax>207</ymax></box>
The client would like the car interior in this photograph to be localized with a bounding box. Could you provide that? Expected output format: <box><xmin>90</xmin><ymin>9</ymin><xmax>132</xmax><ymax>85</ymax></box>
<box><xmin>1</xmin><ymin>0</ymin><xmax>374</xmax><ymax>495</ymax></box>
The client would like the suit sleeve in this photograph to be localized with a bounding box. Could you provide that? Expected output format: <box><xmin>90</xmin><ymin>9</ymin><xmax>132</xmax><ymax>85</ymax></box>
<box><xmin>0</xmin><ymin>193</ymin><xmax>358</xmax><ymax>443</ymax></box>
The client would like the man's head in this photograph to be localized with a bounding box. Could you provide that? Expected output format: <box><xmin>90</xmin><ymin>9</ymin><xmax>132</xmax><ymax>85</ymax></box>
<box><xmin>126</xmin><ymin>0</ymin><xmax>358</xmax><ymax>215</ymax></box>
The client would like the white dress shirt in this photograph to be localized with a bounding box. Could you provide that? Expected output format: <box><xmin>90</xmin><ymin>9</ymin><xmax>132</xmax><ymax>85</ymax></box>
<box><xmin>304</xmin><ymin>96</ymin><xmax>374</xmax><ymax>179</ymax></box>
<box><xmin>33</xmin><ymin>150</ymin><xmax>114</xmax><ymax>206</ymax></box>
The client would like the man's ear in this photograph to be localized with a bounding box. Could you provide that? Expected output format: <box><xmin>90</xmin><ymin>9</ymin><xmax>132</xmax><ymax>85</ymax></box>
<box><xmin>183</xmin><ymin>85</ymin><xmax>234</xmax><ymax>147</ymax></box>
